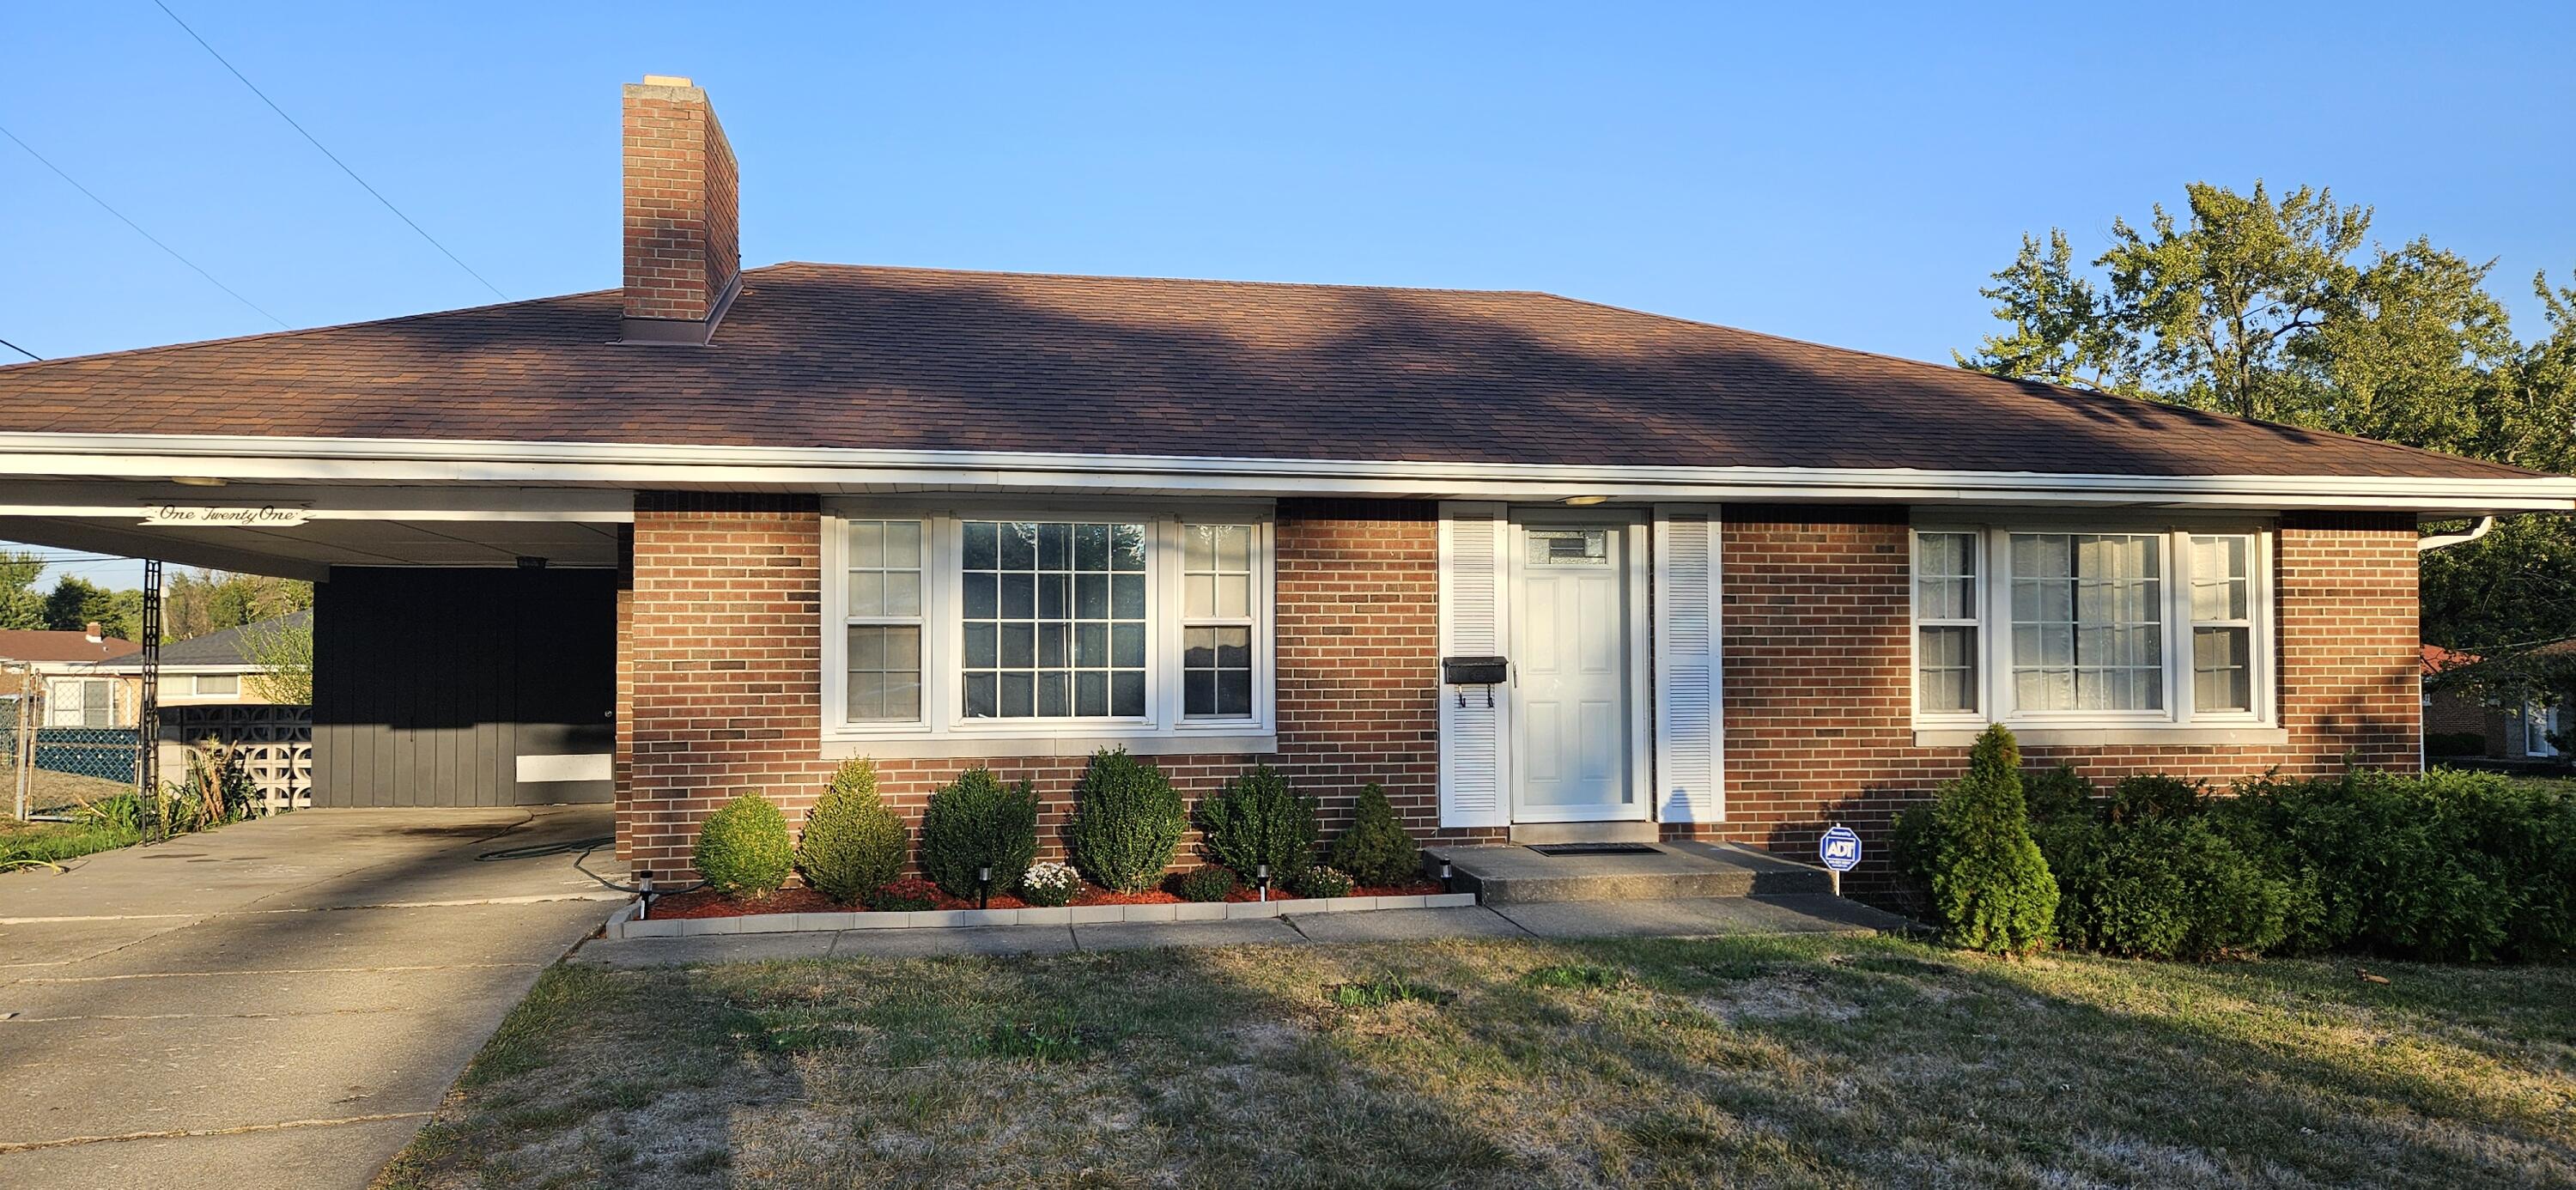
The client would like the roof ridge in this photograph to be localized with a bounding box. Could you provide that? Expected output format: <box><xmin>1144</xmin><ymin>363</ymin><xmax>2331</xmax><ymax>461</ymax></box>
<box><xmin>1523</xmin><ymin>290</ymin><xmax>2545</xmax><ymax>480</ymax></box>
<box><xmin>758</xmin><ymin>260</ymin><xmax>1552</xmax><ymax>300</ymax></box>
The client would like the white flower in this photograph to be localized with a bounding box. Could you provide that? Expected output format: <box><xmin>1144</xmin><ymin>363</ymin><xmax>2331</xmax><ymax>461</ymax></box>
<box><xmin>1022</xmin><ymin>861</ymin><xmax>1081</xmax><ymax>892</ymax></box>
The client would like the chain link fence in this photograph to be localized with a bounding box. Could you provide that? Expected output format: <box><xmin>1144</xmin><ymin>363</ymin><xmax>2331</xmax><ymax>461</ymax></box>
<box><xmin>21</xmin><ymin>727</ymin><xmax>140</xmax><ymax>786</ymax></box>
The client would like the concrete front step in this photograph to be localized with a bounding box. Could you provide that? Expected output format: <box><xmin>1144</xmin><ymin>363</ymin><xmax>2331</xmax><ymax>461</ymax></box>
<box><xmin>1426</xmin><ymin>840</ymin><xmax>1835</xmax><ymax>905</ymax></box>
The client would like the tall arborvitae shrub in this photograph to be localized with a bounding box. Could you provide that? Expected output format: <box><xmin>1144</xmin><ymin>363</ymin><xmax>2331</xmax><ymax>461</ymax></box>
<box><xmin>796</xmin><ymin>758</ymin><xmax>908</xmax><ymax>904</ymax></box>
<box><xmin>1066</xmin><ymin>748</ymin><xmax>1187</xmax><ymax>893</ymax></box>
<box><xmin>919</xmin><ymin>767</ymin><xmax>1041</xmax><ymax>899</ymax></box>
<box><xmin>1327</xmin><ymin>783</ymin><xmax>1422</xmax><ymax>886</ymax></box>
<box><xmin>1925</xmin><ymin>726</ymin><xmax>2058</xmax><ymax>955</ymax></box>
<box><xmin>1195</xmin><ymin>764</ymin><xmax>1320</xmax><ymax>880</ymax></box>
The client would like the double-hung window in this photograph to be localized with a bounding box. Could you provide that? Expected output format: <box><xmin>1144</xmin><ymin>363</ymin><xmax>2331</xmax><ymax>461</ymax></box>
<box><xmin>824</xmin><ymin>502</ymin><xmax>1276</xmax><ymax>753</ymax></box>
<box><xmin>1911</xmin><ymin>523</ymin><xmax>2272</xmax><ymax>731</ymax></box>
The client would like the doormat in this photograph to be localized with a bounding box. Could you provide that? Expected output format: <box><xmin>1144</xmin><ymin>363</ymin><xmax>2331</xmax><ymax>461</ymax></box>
<box><xmin>1525</xmin><ymin>842</ymin><xmax>1658</xmax><ymax>857</ymax></box>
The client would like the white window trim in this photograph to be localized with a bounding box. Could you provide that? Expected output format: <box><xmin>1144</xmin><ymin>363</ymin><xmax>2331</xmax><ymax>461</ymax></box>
<box><xmin>1909</xmin><ymin>519</ymin><xmax>2276</xmax><ymax>734</ymax></box>
<box><xmin>820</xmin><ymin>497</ymin><xmax>1278</xmax><ymax>758</ymax></box>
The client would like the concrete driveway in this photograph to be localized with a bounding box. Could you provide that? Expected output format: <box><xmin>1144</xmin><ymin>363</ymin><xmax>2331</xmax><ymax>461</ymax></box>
<box><xmin>0</xmin><ymin>805</ymin><xmax>624</xmax><ymax>1188</ymax></box>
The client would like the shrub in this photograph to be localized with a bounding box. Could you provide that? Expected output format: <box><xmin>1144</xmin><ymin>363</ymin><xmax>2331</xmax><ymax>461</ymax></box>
<box><xmin>693</xmin><ymin>793</ymin><xmax>794</xmax><ymax>901</ymax></box>
<box><xmin>1196</xmin><ymin>765</ymin><xmax>1320</xmax><ymax>881</ymax></box>
<box><xmin>795</xmin><ymin>759</ymin><xmax>908</xmax><ymax>904</ymax></box>
<box><xmin>2106</xmin><ymin>773</ymin><xmax>2204</xmax><ymax>823</ymax></box>
<box><xmin>1018</xmin><ymin>861</ymin><xmax>1083</xmax><ymax>908</ymax></box>
<box><xmin>1920</xmin><ymin>726</ymin><xmax>2057</xmax><ymax>954</ymax></box>
<box><xmin>865</xmin><ymin>878</ymin><xmax>941</xmax><ymax>912</ymax></box>
<box><xmin>2208</xmin><ymin>768</ymin><xmax>2576</xmax><ymax>961</ymax></box>
<box><xmin>2022</xmin><ymin>762</ymin><xmax>2094</xmax><ymax>827</ymax></box>
<box><xmin>2042</xmin><ymin>813</ymin><xmax>2290</xmax><ymax>960</ymax></box>
<box><xmin>1170</xmin><ymin>865</ymin><xmax>1237</xmax><ymax>902</ymax></box>
<box><xmin>1292</xmin><ymin>865</ymin><xmax>1355</xmax><ymax>899</ymax></box>
<box><xmin>919</xmin><ymin>768</ymin><xmax>1041</xmax><ymax>900</ymax></box>
<box><xmin>1066</xmin><ymin>749</ymin><xmax>1186</xmax><ymax>893</ymax></box>
<box><xmin>1327</xmin><ymin>782</ymin><xmax>1422</xmax><ymax>886</ymax></box>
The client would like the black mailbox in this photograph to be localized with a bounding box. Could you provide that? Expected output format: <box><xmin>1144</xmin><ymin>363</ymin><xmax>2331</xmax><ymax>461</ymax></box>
<box><xmin>1443</xmin><ymin>656</ymin><xmax>1509</xmax><ymax>687</ymax></box>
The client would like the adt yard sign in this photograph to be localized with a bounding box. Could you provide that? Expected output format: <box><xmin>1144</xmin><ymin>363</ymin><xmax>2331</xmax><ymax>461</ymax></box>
<box><xmin>1819</xmin><ymin>824</ymin><xmax>1862</xmax><ymax>873</ymax></box>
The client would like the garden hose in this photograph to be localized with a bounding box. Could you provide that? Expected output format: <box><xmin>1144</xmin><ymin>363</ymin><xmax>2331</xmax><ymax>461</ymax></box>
<box><xmin>472</xmin><ymin>832</ymin><xmax>703</xmax><ymax>901</ymax></box>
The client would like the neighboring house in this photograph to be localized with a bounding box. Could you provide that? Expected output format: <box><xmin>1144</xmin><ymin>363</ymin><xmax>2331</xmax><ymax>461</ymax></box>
<box><xmin>0</xmin><ymin>626</ymin><xmax>143</xmax><ymax>728</ymax></box>
<box><xmin>2422</xmin><ymin>641</ymin><xmax>2576</xmax><ymax>762</ymax></box>
<box><xmin>0</xmin><ymin>76</ymin><xmax>2573</xmax><ymax>882</ymax></box>
<box><xmin>79</xmin><ymin>610</ymin><xmax>312</xmax><ymax>710</ymax></box>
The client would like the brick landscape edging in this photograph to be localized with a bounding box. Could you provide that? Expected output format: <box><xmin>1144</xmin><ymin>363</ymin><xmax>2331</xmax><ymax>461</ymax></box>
<box><xmin>605</xmin><ymin>892</ymin><xmax>1480</xmax><ymax>939</ymax></box>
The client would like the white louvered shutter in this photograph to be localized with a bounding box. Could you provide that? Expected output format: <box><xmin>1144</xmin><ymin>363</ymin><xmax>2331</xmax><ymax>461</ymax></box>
<box><xmin>1654</xmin><ymin>507</ymin><xmax>1724</xmax><ymax>823</ymax></box>
<box><xmin>1438</xmin><ymin>502</ymin><xmax>1510</xmax><ymax>829</ymax></box>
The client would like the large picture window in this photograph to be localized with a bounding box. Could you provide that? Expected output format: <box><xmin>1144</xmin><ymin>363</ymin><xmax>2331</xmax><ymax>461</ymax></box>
<box><xmin>961</xmin><ymin>520</ymin><xmax>1147</xmax><ymax>719</ymax></box>
<box><xmin>1912</xmin><ymin>524</ymin><xmax>2270</xmax><ymax>729</ymax></box>
<box><xmin>823</xmin><ymin>503</ymin><xmax>1275</xmax><ymax>751</ymax></box>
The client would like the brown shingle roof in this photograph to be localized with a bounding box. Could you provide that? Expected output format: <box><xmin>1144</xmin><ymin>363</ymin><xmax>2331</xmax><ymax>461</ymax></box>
<box><xmin>0</xmin><ymin>630</ymin><xmax>141</xmax><ymax>665</ymax></box>
<box><xmin>0</xmin><ymin>262</ymin><xmax>2534</xmax><ymax>479</ymax></box>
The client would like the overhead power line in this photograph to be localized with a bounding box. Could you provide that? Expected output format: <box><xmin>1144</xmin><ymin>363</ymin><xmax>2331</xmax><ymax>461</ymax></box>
<box><xmin>0</xmin><ymin>337</ymin><xmax>38</xmax><ymax>361</ymax></box>
<box><xmin>152</xmin><ymin>0</ymin><xmax>507</xmax><ymax>301</ymax></box>
<box><xmin>0</xmin><ymin>122</ymin><xmax>289</xmax><ymax>329</ymax></box>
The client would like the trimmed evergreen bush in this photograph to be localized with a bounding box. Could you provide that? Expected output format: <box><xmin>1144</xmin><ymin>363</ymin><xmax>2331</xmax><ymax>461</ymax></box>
<box><xmin>1196</xmin><ymin>764</ymin><xmax>1321</xmax><ymax>880</ymax></box>
<box><xmin>1327</xmin><ymin>782</ymin><xmax>1422</xmax><ymax>887</ymax></box>
<box><xmin>1066</xmin><ymin>748</ymin><xmax>1187</xmax><ymax>893</ymax></box>
<box><xmin>2106</xmin><ymin>773</ymin><xmax>2203</xmax><ymax>823</ymax></box>
<box><xmin>919</xmin><ymin>767</ymin><xmax>1041</xmax><ymax>900</ymax></box>
<box><xmin>1921</xmin><ymin>726</ymin><xmax>2057</xmax><ymax>954</ymax></box>
<box><xmin>795</xmin><ymin>758</ymin><xmax>908</xmax><ymax>904</ymax></box>
<box><xmin>2208</xmin><ymin>768</ymin><xmax>2576</xmax><ymax>961</ymax></box>
<box><xmin>2022</xmin><ymin>762</ymin><xmax>2094</xmax><ymax>827</ymax></box>
<box><xmin>693</xmin><ymin>792</ymin><xmax>793</xmax><ymax>901</ymax></box>
<box><xmin>1170</xmin><ymin>865</ymin><xmax>1237</xmax><ymax>902</ymax></box>
<box><xmin>2042</xmin><ymin>812</ymin><xmax>2289</xmax><ymax>959</ymax></box>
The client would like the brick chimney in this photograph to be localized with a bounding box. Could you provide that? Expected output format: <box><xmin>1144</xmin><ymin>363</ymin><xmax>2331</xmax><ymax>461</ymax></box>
<box><xmin>622</xmin><ymin>75</ymin><xmax>740</xmax><ymax>344</ymax></box>
<box><xmin>83</xmin><ymin>621</ymin><xmax>103</xmax><ymax>643</ymax></box>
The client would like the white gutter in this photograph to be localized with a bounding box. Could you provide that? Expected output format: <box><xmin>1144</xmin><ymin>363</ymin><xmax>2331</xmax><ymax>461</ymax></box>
<box><xmin>1</xmin><ymin>432</ymin><xmax>2573</xmax><ymax>513</ymax></box>
<box><xmin>2417</xmin><ymin>515</ymin><xmax>2498</xmax><ymax>551</ymax></box>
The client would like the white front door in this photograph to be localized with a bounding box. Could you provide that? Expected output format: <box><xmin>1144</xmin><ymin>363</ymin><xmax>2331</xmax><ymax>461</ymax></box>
<box><xmin>1510</xmin><ymin>525</ymin><xmax>1638</xmax><ymax>822</ymax></box>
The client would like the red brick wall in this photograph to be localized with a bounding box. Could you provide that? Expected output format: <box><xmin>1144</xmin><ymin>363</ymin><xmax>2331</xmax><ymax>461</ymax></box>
<box><xmin>1699</xmin><ymin>507</ymin><xmax>2422</xmax><ymax>883</ymax></box>
<box><xmin>618</xmin><ymin>496</ymin><xmax>1446</xmax><ymax>880</ymax></box>
<box><xmin>619</xmin><ymin>496</ymin><xmax>2424</xmax><ymax>887</ymax></box>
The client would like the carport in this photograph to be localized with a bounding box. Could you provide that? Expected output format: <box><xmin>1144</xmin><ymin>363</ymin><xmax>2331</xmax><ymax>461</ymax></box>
<box><xmin>0</xmin><ymin>475</ymin><xmax>628</xmax><ymax>807</ymax></box>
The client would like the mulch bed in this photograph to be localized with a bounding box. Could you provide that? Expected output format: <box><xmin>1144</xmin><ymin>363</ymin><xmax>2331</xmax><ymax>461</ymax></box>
<box><xmin>645</xmin><ymin>877</ymin><xmax>1452</xmax><ymax>920</ymax></box>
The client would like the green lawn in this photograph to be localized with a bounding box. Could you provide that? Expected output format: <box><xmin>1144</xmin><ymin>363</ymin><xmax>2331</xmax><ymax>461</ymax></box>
<box><xmin>378</xmin><ymin>935</ymin><xmax>2576</xmax><ymax>1188</ymax></box>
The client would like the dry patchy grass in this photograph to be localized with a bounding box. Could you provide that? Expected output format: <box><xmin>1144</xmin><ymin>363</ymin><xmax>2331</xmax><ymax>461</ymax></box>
<box><xmin>376</xmin><ymin>935</ymin><xmax>2576</xmax><ymax>1189</ymax></box>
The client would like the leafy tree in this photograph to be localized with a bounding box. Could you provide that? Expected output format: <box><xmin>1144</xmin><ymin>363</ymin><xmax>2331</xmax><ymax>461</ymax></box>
<box><xmin>0</xmin><ymin>551</ymin><xmax>44</xmax><ymax>631</ymax></box>
<box><xmin>239</xmin><ymin>617</ymin><xmax>313</xmax><ymax>705</ymax></box>
<box><xmin>40</xmin><ymin>576</ymin><xmax>136</xmax><ymax>641</ymax></box>
<box><xmin>165</xmin><ymin>570</ymin><xmax>314</xmax><ymax>641</ymax></box>
<box><xmin>1959</xmin><ymin>185</ymin><xmax>2576</xmax><ymax>670</ymax></box>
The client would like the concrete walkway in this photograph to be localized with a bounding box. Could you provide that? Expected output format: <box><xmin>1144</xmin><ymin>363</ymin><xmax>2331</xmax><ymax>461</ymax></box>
<box><xmin>575</xmin><ymin>893</ymin><xmax>1914</xmax><ymax>967</ymax></box>
<box><xmin>0</xmin><ymin>805</ymin><xmax>624</xmax><ymax>1189</ymax></box>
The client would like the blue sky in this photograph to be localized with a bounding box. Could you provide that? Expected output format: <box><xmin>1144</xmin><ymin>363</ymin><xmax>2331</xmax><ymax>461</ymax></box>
<box><xmin>5</xmin><ymin>2</ymin><xmax>2573</xmax><ymax>587</ymax></box>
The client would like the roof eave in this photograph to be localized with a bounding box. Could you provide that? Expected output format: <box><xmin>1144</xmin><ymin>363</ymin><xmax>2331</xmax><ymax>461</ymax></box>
<box><xmin>1</xmin><ymin>431</ymin><xmax>2570</xmax><ymax>516</ymax></box>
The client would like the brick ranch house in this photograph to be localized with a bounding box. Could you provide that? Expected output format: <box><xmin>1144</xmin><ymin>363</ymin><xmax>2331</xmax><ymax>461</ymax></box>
<box><xmin>1</xmin><ymin>76</ymin><xmax>2569</xmax><ymax>886</ymax></box>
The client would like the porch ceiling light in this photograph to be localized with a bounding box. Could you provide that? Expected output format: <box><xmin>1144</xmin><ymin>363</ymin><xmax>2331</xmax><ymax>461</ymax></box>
<box><xmin>1562</xmin><ymin>495</ymin><xmax>1608</xmax><ymax>507</ymax></box>
<box><xmin>170</xmin><ymin>476</ymin><xmax>228</xmax><ymax>488</ymax></box>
